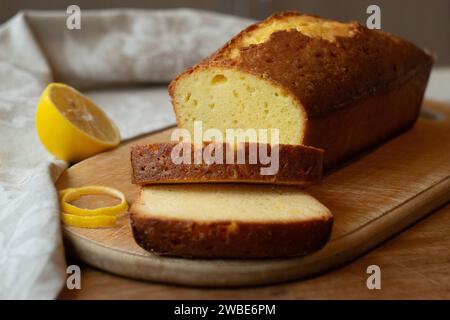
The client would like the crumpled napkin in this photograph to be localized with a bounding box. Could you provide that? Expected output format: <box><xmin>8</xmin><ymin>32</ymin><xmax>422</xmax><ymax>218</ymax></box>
<box><xmin>0</xmin><ymin>8</ymin><xmax>251</xmax><ymax>299</ymax></box>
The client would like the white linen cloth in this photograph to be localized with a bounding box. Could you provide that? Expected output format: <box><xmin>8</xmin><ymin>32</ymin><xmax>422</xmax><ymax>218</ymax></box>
<box><xmin>0</xmin><ymin>8</ymin><xmax>251</xmax><ymax>300</ymax></box>
<box><xmin>0</xmin><ymin>8</ymin><xmax>449</xmax><ymax>300</ymax></box>
<box><xmin>425</xmin><ymin>67</ymin><xmax>450</xmax><ymax>104</ymax></box>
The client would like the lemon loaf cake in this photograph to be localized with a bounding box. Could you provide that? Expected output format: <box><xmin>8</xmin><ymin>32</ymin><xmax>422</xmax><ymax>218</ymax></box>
<box><xmin>130</xmin><ymin>185</ymin><xmax>333</xmax><ymax>258</ymax></box>
<box><xmin>131</xmin><ymin>142</ymin><xmax>323</xmax><ymax>186</ymax></box>
<box><xmin>169</xmin><ymin>11</ymin><xmax>433</xmax><ymax>168</ymax></box>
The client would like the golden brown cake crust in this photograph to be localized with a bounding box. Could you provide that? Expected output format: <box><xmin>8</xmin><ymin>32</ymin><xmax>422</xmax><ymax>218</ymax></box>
<box><xmin>130</xmin><ymin>206</ymin><xmax>333</xmax><ymax>258</ymax></box>
<box><xmin>131</xmin><ymin>142</ymin><xmax>323</xmax><ymax>186</ymax></box>
<box><xmin>304</xmin><ymin>68</ymin><xmax>431</xmax><ymax>166</ymax></box>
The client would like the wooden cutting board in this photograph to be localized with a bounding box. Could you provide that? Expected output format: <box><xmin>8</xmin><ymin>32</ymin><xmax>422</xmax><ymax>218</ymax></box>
<box><xmin>56</xmin><ymin>100</ymin><xmax>450</xmax><ymax>287</ymax></box>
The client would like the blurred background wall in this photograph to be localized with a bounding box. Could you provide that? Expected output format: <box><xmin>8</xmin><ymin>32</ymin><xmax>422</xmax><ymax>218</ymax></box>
<box><xmin>1</xmin><ymin>0</ymin><xmax>449</xmax><ymax>65</ymax></box>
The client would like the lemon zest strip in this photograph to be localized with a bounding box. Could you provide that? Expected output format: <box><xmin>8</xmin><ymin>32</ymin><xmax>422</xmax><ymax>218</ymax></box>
<box><xmin>59</xmin><ymin>185</ymin><xmax>128</xmax><ymax>217</ymax></box>
<box><xmin>61</xmin><ymin>213</ymin><xmax>117</xmax><ymax>228</ymax></box>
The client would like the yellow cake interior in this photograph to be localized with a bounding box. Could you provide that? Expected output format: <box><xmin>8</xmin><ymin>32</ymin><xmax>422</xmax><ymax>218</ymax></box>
<box><xmin>135</xmin><ymin>185</ymin><xmax>330</xmax><ymax>222</ymax></box>
<box><xmin>173</xmin><ymin>67</ymin><xmax>305</xmax><ymax>145</ymax></box>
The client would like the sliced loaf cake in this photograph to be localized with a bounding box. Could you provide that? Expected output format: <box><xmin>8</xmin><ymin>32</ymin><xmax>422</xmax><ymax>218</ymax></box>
<box><xmin>169</xmin><ymin>11</ymin><xmax>433</xmax><ymax>167</ymax></box>
<box><xmin>130</xmin><ymin>184</ymin><xmax>333</xmax><ymax>258</ymax></box>
<box><xmin>131</xmin><ymin>142</ymin><xmax>323</xmax><ymax>186</ymax></box>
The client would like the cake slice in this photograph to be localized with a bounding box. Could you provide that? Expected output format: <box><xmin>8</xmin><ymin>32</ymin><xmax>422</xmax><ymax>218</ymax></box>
<box><xmin>130</xmin><ymin>185</ymin><xmax>333</xmax><ymax>258</ymax></box>
<box><xmin>131</xmin><ymin>142</ymin><xmax>323</xmax><ymax>186</ymax></box>
<box><xmin>169</xmin><ymin>11</ymin><xmax>433</xmax><ymax>168</ymax></box>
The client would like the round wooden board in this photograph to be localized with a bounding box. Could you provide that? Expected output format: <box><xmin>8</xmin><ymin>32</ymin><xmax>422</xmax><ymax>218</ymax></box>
<box><xmin>56</xmin><ymin>101</ymin><xmax>450</xmax><ymax>287</ymax></box>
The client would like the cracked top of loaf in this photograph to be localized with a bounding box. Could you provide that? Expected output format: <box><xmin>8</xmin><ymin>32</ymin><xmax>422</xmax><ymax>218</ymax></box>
<box><xmin>174</xmin><ymin>11</ymin><xmax>433</xmax><ymax>117</ymax></box>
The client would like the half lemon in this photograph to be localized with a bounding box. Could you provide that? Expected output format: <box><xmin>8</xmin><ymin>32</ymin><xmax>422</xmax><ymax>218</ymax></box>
<box><xmin>36</xmin><ymin>83</ymin><xmax>120</xmax><ymax>163</ymax></box>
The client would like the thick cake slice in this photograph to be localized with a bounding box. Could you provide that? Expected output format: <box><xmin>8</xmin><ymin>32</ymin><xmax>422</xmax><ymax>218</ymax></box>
<box><xmin>131</xmin><ymin>142</ymin><xmax>323</xmax><ymax>186</ymax></box>
<box><xmin>169</xmin><ymin>11</ymin><xmax>433</xmax><ymax>168</ymax></box>
<box><xmin>130</xmin><ymin>185</ymin><xmax>333</xmax><ymax>258</ymax></box>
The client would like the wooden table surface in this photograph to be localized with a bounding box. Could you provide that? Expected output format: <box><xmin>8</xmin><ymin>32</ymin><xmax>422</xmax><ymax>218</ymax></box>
<box><xmin>59</xmin><ymin>202</ymin><xmax>450</xmax><ymax>299</ymax></box>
